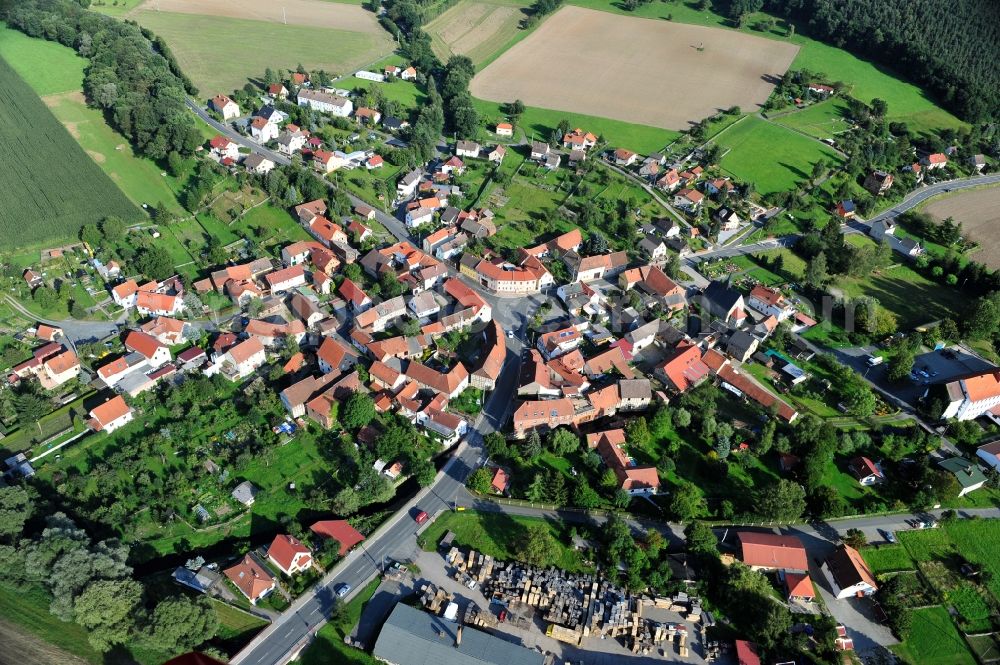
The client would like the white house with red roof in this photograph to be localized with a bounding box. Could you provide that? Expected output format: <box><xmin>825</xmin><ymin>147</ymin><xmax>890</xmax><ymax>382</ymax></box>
<box><xmin>265</xmin><ymin>265</ymin><xmax>307</xmax><ymax>294</ymax></box>
<box><xmin>136</xmin><ymin>290</ymin><xmax>182</xmax><ymax>317</ymax></box>
<box><xmin>747</xmin><ymin>285</ymin><xmax>794</xmax><ymax>321</ymax></box>
<box><xmin>848</xmin><ymin>456</ymin><xmax>884</xmax><ymax>485</ymax></box>
<box><xmin>87</xmin><ymin>395</ymin><xmax>134</xmax><ymax>434</ymax></box>
<box><xmin>267</xmin><ymin>534</ymin><xmax>313</xmax><ymax>576</ymax></box>
<box><xmin>210</xmin><ymin>94</ymin><xmax>240</xmax><ymax>120</ymax></box>
<box><xmin>124</xmin><ymin>330</ymin><xmax>171</xmax><ymax>368</ymax></box>
<box><xmin>495</xmin><ymin>122</ymin><xmax>513</xmax><ymax>137</ymax></box>
<box><xmin>921</xmin><ymin>153</ymin><xmax>948</xmax><ymax>170</ymax></box>
<box><xmin>218</xmin><ymin>337</ymin><xmax>266</xmax><ymax>381</ymax></box>
<box><xmin>250</xmin><ymin>116</ymin><xmax>279</xmax><ymax>143</ymax></box>
<box><xmin>209</xmin><ymin>135</ymin><xmax>239</xmax><ymax>161</ymax></box>
<box><xmin>224</xmin><ymin>555</ymin><xmax>275</xmax><ymax>604</ymax></box>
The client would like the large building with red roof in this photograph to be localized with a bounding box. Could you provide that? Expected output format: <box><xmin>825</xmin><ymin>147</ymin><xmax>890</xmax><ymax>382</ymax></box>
<box><xmin>737</xmin><ymin>531</ymin><xmax>808</xmax><ymax>572</ymax></box>
<box><xmin>310</xmin><ymin>519</ymin><xmax>365</xmax><ymax>555</ymax></box>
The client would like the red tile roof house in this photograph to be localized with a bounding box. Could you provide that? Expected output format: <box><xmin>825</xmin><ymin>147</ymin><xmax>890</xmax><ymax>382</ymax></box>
<box><xmin>265</xmin><ymin>265</ymin><xmax>307</xmax><ymax>294</ymax></box>
<box><xmin>737</xmin><ymin>531</ymin><xmax>808</xmax><ymax>572</ymax></box>
<box><xmin>490</xmin><ymin>467</ymin><xmax>510</xmax><ymax>494</ymax></box>
<box><xmin>310</xmin><ymin>519</ymin><xmax>365</xmax><ymax>555</ymax></box>
<box><xmin>848</xmin><ymin>456</ymin><xmax>884</xmax><ymax>486</ymax></box>
<box><xmin>655</xmin><ymin>341</ymin><xmax>711</xmax><ymax>393</ymax></box>
<box><xmin>224</xmin><ymin>555</ymin><xmax>275</xmax><ymax>604</ymax></box>
<box><xmin>590</xmin><ymin>429</ymin><xmax>660</xmax><ymax>495</ymax></box>
<box><xmin>822</xmin><ymin>544</ymin><xmax>878</xmax><ymax>599</ymax></box>
<box><xmin>87</xmin><ymin>395</ymin><xmax>134</xmax><ymax>434</ymax></box>
<box><xmin>734</xmin><ymin>639</ymin><xmax>761</xmax><ymax>665</ymax></box>
<box><xmin>124</xmin><ymin>330</ymin><xmax>172</xmax><ymax>368</ymax></box>
<box><xmin>784</xmin><ymin>572</ymin><xmax>817</xmax><ymax>603</ymax></box>
<box><xmin>267</xmin><ymin>534</ymin><xmax>313</xmax><ymax>576</ymax></box>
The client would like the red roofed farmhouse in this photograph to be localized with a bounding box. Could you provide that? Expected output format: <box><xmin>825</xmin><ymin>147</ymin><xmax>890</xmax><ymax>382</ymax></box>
<box><xmin>267</xmin><ymin>534</ymin><xmax>313</xmax><ymax>575</ymax></box>
<box><xmin>737</xmin><ymin>531</ymin><xmax>808</xmax><ymax>572</ymax></box>
<box><xmin>224</xmin><ymin>555</ymin><xmax>275</xmax><ymax>604</ymax></box>
<box><xmin>87</xmin><ymin>395</ymin><xmax>134</xmax><ymax>434</ymax></box>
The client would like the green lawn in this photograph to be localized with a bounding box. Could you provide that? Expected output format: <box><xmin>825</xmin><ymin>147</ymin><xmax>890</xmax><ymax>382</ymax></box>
<box><xmin>715</xmin><ymin>116</ymin><xmax>843</xmax><ymax>194</ymax></box>
<box><xmin>475</xmin><ymin>98</ymin><xmax>678</xmax><ymax>154</ymax></box>
<box><xmin>298</xmin><ymin>579</ymin><xmax>381</xmax><ymax>665</ymax></box>
<box><xmin>892</xmin><ymin>606</ymin><xmax>976</xmax><ymax>665</ymax></box>
<box><xmin>943</xmin><ymin>519</ymin><xmax>1000</xmax><ymax>604</ymax></box>
<box><xmin>0</xmin><ymin>583</ymin><xmax>103</xmax><ymax>664</ymax></box>
<box><xmin>351</xmin><ymin>78</ymin><xmax>427</xmax><ymax>108</ymax></box>
<box><xmin>771</xmin><ymin>98</ymin><xmax>853</xmax><ymax>141</ymax></box>
<box><xmin>0</xmin><ymin>25</ymin><xmax>187</xmax><ymax>215</ymax></box>
<box><xmin>861</xmin><ymin>544</ymin><xmax>915</xmax><ymax>576</ymax></box>
<box><xmin>133</xmin><ymin>11</ymin><xmax>394</xmax><ymax>93</ymax></box>
<box><xmin>833</xmin><ymin>262</ymin><xmax>970</xmax><ymax>329</ymax></box>
<box><xmin>210</xmin><ymin>599</ymin><xmax>268</xmax><ymax>651</ymax></box>
<box><xmin>0</xmin><ymin>25</ymin><xmax>87</xmax><ymax>96</ymax></box>
<box><xmin>418</xmin><ymin>510</ymin><xmax>588</xmax><ymax>571</ymax></box>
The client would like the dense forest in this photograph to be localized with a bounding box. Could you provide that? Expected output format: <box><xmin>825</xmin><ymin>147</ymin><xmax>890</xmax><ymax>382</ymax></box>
<box><xmin>755</xmin><ymin>0</ymin><xmax>1000</xmax><ymax>123</ymax></box>
<box><xmin>1</xmin><ymin>0</ymin><xmax>202</xmax><ymax>160</ymax></box>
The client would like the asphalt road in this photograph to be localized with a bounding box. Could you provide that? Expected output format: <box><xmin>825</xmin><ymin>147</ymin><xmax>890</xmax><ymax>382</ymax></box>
<box><xmin>231</xmin><ymin>311</ymin><xmax>531</xmax><ymax>665</ymax></box>
<box><xmin>867</xmin><ymin>172</ymin><xmax>1000</xmax><ymax>223</ymax></box>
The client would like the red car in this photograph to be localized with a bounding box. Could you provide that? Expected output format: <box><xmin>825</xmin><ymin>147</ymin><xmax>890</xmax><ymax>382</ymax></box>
<box><xmin>414</xmin><ymin>510</ymin><xmax>429</xmax><ymax>525</ymax></box>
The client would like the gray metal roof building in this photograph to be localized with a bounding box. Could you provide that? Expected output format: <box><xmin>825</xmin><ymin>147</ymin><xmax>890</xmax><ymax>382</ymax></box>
<box><xmin>372</xmin><ymin>603</ymin><xmax>544</xmax><ymax>665</ymax></box>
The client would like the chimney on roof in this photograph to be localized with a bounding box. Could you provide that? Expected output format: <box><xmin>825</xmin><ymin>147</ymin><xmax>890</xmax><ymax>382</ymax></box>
<box><xmin>455</xmin><ymin>625</ymin><xmax>463</xmax><ymax>647</ymax></box>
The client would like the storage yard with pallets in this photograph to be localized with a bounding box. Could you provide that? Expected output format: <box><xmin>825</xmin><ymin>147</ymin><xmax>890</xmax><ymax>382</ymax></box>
<box><xmin>424</xmin><ymin>546</ymin><xmax>723</xmax><ymax>662</ymax></box>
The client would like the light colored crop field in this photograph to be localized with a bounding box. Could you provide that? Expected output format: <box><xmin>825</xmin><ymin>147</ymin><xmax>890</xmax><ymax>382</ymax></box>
<box><xmin>470</xmin><ymin>6</ymin><xmax>798</xmax><ymax>132</ymax></box>
<box><xmin>426</xmin><ymin>0</ymin><xmax>526</xmax><ymax>68</ymax></box>
<box><xmin>133</xmin><ymin>6</ymin><xmax>392</xmax><ymax>93</ymax></box>
<box><xmin>923</xmin><ymin>186</ymin><xmax>1000</xmax><ymax>270</ymax></box>
<box><xmin>714</xmin><ymin>116</ymin><xmax>843</xmax><ymax>194</ymax></box>
<box><xmin>559</xmin><ymin>0</ymin><xmax>963</xmax><ymax>134</ymax></box>
<box><xmin>132</xmin><ymin>0</ymin><xmax>383</xmax><ymax>32</ymax></box>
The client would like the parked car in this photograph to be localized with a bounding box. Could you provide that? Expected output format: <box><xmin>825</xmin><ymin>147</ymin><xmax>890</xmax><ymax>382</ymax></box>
<box><xmin>881</xmin><ymin>529</ymin><xmax>897</xmax><ymax>543</ymax></box>
<box><xmin>335</xmin><ymin>583</ymin><xmax>351</xmax><ymax>597</ymax></box>
<box><xmin>414</xmin><ymin>510</ymin><xmax>429</xmax><ymax>525</ymax></box>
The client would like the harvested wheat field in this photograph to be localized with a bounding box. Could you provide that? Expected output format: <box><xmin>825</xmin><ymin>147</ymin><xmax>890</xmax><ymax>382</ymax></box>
<box><xmin>924</xmin><ymin>186</ymin><xmax>1000</xmax><ymax>270</ymax></box>
<box><xmin>132</xmin><ymin>0</ymin><xmax>393</xmax><ymax>93</ymax></box>
<box><xmin>470</xmin><ymin>5</ymin><xmax>799</xmax><ymax>131</ymax></box>
<box><xmin>132</xmin><ymin>0</ymin><xmax>383</xmax><ymax>32</ymax></box>
<box><xmin>426</xmin><ymin>0</ymin><xmax>526</xmax><ymax>67</ymax></box>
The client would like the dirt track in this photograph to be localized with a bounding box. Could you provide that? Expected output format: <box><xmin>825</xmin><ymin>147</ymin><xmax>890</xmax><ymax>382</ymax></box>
<box><xmin>0</xmin><ymin>619</ymin><xmax>90</xmax><ymax>665</ymax></box>
<box><xmin>470</xmin><ymin>5</ymin><xmax>799</xmax><ymax>130</ymax></box>
<box><xmin>924</xmin><ymin>186</ymin><xmax>1000</xmax><ymax>269</ymax></box>
<box><xmin>134</xmin><ymin>0</ymin><xmax>384</xmax><ymax>34</ymax></box>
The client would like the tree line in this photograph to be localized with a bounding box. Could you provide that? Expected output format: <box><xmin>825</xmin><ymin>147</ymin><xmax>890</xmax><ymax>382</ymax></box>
<box><xmin>757</xmin><ymin>0</ymin><xmax>1000</xmax><ymax>122</ymax></box>
<box><xmin>3</xmin><ymin>0</ymin><xmax>203</xmax><ymax>160</ymax></box>
<box><xmin>0</xmin><ymin>486</ymin><xmax>220</xmax><ymax>658</ymax></box>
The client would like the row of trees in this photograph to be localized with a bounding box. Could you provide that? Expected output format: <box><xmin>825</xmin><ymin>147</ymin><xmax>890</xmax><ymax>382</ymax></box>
<box><xmin>0</xmin><ymin>487</ymin><xmax>218</xmax><ymax>656</ymax></box>
<box><xmin>4</xmin><ymin>0</ymin><xmax>203</xmax><ymax>160</ymax></box>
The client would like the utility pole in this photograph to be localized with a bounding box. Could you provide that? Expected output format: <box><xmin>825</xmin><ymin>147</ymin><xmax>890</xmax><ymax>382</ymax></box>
<box><xmin>283</xmin><ymin>7</ymin><xmax>287</xmax><ymax>24</ymax></box>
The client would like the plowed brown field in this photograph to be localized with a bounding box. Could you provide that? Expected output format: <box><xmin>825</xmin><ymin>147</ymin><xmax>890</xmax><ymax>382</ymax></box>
<box><xmin>470</xmin><ymin>6</ymin><xmax>799</xmax><ymax>131</ymax></box>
